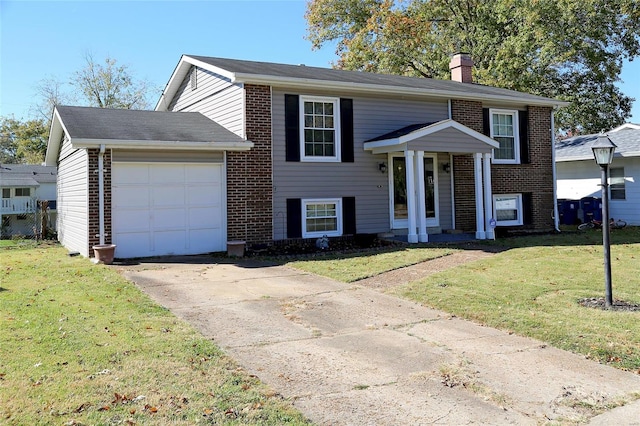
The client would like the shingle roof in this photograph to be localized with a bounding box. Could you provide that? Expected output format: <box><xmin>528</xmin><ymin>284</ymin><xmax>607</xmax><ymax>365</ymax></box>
<box><xmin>185</xmin><ymin>55</ymin><xmax>565</xmax><ymax>106</ymax></box>
<box><xmin>365</xmin><ymin>122</ymin><xmax>437</xmax><ymax>142</ymax></box>
<box><xmin>555</xmin><ymin>129</ymin><xmax>640</xmax><ymax>161</ymax></box>
<box><xmin>0</xmin><ymin>164</ymin><xmax>56</xmax><ymax>186</ymax></box>
<box><xmin>55</xmin><ymin>105</ymin><xmax>244</xmax><ymax>144</ymax></box>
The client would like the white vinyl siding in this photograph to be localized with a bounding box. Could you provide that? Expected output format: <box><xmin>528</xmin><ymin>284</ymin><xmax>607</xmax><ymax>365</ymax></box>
<box><xmin>556</xmin><ymin>158</ymin><xmax>640</xmax><ymax>225</ymax></box>
<box><xmin>494</xmin><ymin>194</ymin><xmax>523</xmax><ymax>226</ymax></box>
<box><xmin>167</xmin><ymin>66</ymin><xmax>244</xmax><ymax>137</ymax></box>
<box><xmin>490</xmin><ymin>109</ymin><xmax>519</xmax><ymax>164</ymax></box>
<box><xmin>300</xmin><ymin>96</ymin><xmax>340</xmax><ymax>162</ymax></box>
<box><xmin>56</xmin><ymin>144</ymin><xmax>89</xmax><ymax>256</ymax></box>
<box><xmin>302</xmin><ymin>198</ymin><xmax>342</xmax><ymax>238</ymax></box>
<box><xmin>272</xmin><ymin>88</ymin><xmax>450</xmax><ymax>240</ymax></box>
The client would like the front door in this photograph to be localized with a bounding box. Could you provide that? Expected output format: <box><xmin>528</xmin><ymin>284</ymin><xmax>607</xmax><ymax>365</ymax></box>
<box><xmin>390</xmin><ymin>154</ymin><xmax>439</xmax><ymax>229</ymax></box>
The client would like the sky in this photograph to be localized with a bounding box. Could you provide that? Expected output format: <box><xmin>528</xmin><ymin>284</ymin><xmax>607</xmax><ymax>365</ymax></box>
<box><xmin>1</xmin><ymin>0</ymin><xmax>639</xmax><ymax>123</ymax></box>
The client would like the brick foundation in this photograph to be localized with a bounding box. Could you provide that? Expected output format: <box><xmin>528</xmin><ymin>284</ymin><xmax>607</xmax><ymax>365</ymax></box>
<box><xmin>451</xmin><ymin>100</ymin><xmax>554</xmax><ymax>233</ymax></box>
<box><xmin>87</xmin><ymin>148</ymin><xmax>112</xmax><ymax>256</ymax></box>
<box><xmin>226</xmin><ymin>84</ymin><xmax>273</xmax><ymax>245</ymax></box>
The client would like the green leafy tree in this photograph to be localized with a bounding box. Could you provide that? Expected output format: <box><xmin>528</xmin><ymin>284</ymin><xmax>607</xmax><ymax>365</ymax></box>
<box><xmin>0</xmin><ymin>117</ymin><xmax>49</xmax><ymax>164</ymax></box>
<box><xmin>306</xmin><ymin>0</ymin><xmax>640</xmax><ymax>134</ymax></box>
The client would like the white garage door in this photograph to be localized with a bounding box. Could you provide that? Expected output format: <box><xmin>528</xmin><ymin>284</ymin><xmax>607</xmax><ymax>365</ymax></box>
<box><xmin>112</xmin><ymin>162</ymin><xmax>224</xmax><ymax>258</ymax></box>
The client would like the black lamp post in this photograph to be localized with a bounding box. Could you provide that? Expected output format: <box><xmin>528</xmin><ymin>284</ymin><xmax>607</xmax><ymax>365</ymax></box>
<box><xmin>591</xmin><ymin>135</ymin><xmax>617</xmax><ymax>308</ymax></box>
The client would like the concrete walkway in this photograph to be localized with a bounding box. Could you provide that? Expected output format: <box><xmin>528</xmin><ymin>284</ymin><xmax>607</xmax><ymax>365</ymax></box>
<box><xmin>119</xmin><ymin>258</ymin><xmax>640</xmax><ymax>425</ymax></box>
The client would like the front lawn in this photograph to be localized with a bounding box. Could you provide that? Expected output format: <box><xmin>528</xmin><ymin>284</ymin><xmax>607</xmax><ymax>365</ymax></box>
<box><xmin>0</xmin><ymin>244</ymin><xmax>309</xmax><ymax>425</ymax></box>
<box><xmin>290</xmin><ymin>229</ymin><xmax>640</xmax><ymax>371</ymax></box>
<box><xmin>287</xmin><ymin>246</ymin><xmax>458</xmax><ymax>282</ymax></box>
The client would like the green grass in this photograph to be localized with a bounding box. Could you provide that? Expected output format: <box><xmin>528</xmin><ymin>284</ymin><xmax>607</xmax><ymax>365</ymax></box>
<box><xmin>0</xmin><ymin>244</ymin><xmax>310</xmax><ymax>425</ymax></box>
<box><xmin>288</xmin><ymin>246</ymin><xmax>458</xmax><ymax>282</ymax></box>
<box><xmin>291</xmin><ymin>229</ymin><xmax>640</xmax><ymax>371</ymax></box>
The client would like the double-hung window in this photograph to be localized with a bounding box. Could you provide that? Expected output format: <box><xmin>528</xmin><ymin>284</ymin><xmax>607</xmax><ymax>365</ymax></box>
<box><xmin>490</xmin><ymin>109</ymin><xmax>519</xmax><ymax>164</ymax></box>
<box><xmin>15</xmin><ymin>188</ymin><xmax>30</xmax><ymax>197</ymax></box>
<box><xmin>610</xmin><ymin>167</ymin><xmax>626</xmax><ymax>200</ymax></box>
<box><xmin>494</xmin><ymin>194</ymin><xmax>523</xmax><ymax>226</ymax></box>
<box><xmin>300</xmin><ymin>96</ymin><xmax>340</xmax><ymax>162</ymax></box>
<box><xmin>302</xmin><ymin>198</ymin><xmax>342</xmax><ymax>238</ymax></box>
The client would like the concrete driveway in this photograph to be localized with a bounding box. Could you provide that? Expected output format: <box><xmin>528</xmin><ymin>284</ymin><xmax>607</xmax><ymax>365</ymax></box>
<box><xmin>119</xmin><ymin>258</ymin><xmax>640</xmax><ymax>425</ymax></box>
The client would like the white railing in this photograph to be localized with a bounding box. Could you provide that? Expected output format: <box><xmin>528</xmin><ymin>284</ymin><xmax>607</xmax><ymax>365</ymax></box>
<box><xmin>1</xmin><ymin>198</ymin><xmax>37</xmax><ymax>214</ymax></box>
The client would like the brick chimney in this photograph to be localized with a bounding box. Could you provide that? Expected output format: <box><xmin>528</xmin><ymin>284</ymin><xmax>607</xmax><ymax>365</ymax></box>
<box><xmin>449</xmin><ymin>53</ymin><xmax>474</xmax><ymax>83</ymax></box>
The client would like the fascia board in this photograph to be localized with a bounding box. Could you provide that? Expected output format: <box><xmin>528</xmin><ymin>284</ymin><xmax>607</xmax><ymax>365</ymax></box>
<box><xmin>232</xmin><ymin>73</ymin><xmax>569</xmax><ymax>108</ymax></box>
<box><xmin>70</xmin><ymin>138</ymin><xmax>254</xmax><ymax>151</ymax></box>
<box><xmin>45</xmin><ymin>108</ymin><xmax>67</xmax><ymax>165</ymax></box>
<box><xmin>156</xmin><ymin>55</ymin><xmax>238</xmax><ymax>111</ymax></box>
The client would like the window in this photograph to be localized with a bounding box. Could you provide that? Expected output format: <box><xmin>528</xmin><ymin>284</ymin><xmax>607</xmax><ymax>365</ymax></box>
<box><xmin>610</xmin><ymin>167</ymin><xmax>626</xmax><ymax>200</ymax></box>
<box><xmin>494</xmin><ymin>194</ymin><xmax>523</xmax><ymax>226</ymax></box>
<box><xmin>300</xmin><ymin>96</ymin><xmax>340</xmax><ymax>162</ymax></box>
<box><xmin>15</xmin><ymin>188</ymin><xmax>30</xmax><ymax>197</ymax></box>
<box><xmin>2</xmin><ymin>188</ymin><xmax>9</xmax><ymax>198</ymax></box>
<box><xmin>302</xmin><ymin>199</ymin><xmax>342</xmax><ymax>238</ymax></box>
<box><xmin>490</xmin><ymin>109</ymin><xmax>519</xmax><ymax>164</ymax></box>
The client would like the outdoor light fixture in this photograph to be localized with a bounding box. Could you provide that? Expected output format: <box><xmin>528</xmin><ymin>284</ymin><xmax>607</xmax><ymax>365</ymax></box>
<box><xmin>591</xmin><ymin>134</ymin><xmax>617</xmax><ymax>308</ymax></box>
<box><xmin>442</xmin><ymin>162</ymin><xmax>451</xmax><ymax>173</ymax></box>
<box><xmin>378</xmin><ymin>162</ymin><xmax>387</xmax><ymax>173</ymax></box>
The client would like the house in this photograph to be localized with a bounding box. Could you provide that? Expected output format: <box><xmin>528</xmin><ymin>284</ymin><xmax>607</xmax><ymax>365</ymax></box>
<box><xmin>46</xmin><ymin>54</ymin><xmax>566</xmax><ymax>259</ymax></box>
<box><xmin>555</xmin><ymin>124</ymin><xmax>640</xmax><ymax>225</ymax></box>
<box><xmin>0</xmin><ymin>164</ymin><xmax>57</xmax><ymax>238</ymax></box>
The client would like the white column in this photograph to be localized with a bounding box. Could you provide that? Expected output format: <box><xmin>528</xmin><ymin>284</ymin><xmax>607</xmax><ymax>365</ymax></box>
<box><xmin>405</xmin><ymin>150</ymin><xmax>418</xmax><ymax>243</ymax></box>
<box><xmin>415</xmin><ymin>151</ymin><xmax>428</xmax><ymax>242</ymax></box>
<box><xmin>474</xmin><ymin>152</ymin><xmax>486</xmax><ymax>239</ymax></box>
<box><xmin>483</xmin><ymin>153</ymin><xmax>495</xmax><ymax>240</ymax></box>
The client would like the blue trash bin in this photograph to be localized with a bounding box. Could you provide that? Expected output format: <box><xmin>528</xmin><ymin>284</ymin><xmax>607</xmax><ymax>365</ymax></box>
<box><xmin>580</xmin><ymin>197</ymin><xmax>602</xmax><ymax>222</ymax></box>
<box><xmin>562</xmin><ymin>200</ymin><xmax>579</xmax><ymax>225</ymax></box>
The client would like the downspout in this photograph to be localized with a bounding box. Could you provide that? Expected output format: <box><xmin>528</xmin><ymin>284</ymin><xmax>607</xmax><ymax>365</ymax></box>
<box><xmin>98</xmin><ymin>144</ymin><xmax>105</xmax><ymax>245</ymax></box>
<box><xmin>447</xmin><ymin>99</ymin><xmax>456</xmax><ymax>230</ymax></box>
<box><xmin>551</xmin><ymin>111</ymin><xmax>560</xmax><ymax>232</ymax></box>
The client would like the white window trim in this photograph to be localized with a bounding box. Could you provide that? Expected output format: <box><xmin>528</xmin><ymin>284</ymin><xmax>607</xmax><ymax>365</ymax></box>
<box><xmin>609</xmin><ymin>167</ymin><xmax>626</xmax><ymax>201</ymax></box>
<box><xmin>493</xmin><ymin>193</ymin><xmax>523</xmax><ymax>226</ymax></box>
<box><xmin>302</xmin><ymin>198</ymin><xmax>343</xmax><ymax>238</ymax></box>
<box><xmin>300</xmin><ymin>95</ymin><xmax>341</xmax><ymax>162</ymax></box>
<box><xmin>490</xmin><ymin>108</ymin><xmax>520</xmax><ymax>164</ymax></box>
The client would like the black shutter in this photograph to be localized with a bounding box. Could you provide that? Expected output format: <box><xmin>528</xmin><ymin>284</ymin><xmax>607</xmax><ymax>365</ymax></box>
<box><xmin>522</xmin><ymin>193</ymin><xmax>533</xmax><ymax>225</ymax></box>
<box><xmin>285</xmin><ymin>94</ymin><xmax>300</xmax><ymax>162</ymax></box>
<box><xmin>519</xmin><ymin>110</ymin><xmax>530</xmax><ymax>164</ymax></box>
<box><xmin>340</xmin><ymin>98</ymin><xmax>354</xmax><ymax>162</ymax></box>
<box><xmin>342</xmin><ymin>196</ymin><xmax>356</xmax><ymax>235</ymax></box>
<box><xmin>286</xmin><ymin>198</ymin><xmax>302</xmax><ymax>238</ymax></box>
<box><xmin>482</xmin><ymin>108</ymin><xmax>490</xmax><ymax>137</ymax></box>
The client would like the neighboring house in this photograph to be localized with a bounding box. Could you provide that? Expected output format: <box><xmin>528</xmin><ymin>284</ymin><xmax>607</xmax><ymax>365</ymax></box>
<box><xmin>555</xmin><ymin>124</ymin><xmax>640</xmax><ymax>225</ymax></box>
<box><xmin>0</xmin><ymin>164</ymin><xmax>57</xmax><ymax>238</ymax></box>
<box><xmin>46</xmin><ymin>54</ymin><xmax>566</xmax><ymax>259</ymax></box>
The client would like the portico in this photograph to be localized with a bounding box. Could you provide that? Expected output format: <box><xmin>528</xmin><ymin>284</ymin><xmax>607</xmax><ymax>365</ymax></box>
<box><xmin>364</xmin><ymin>119</ymin><xmax>499</xmax><ymax>242</ymax></box>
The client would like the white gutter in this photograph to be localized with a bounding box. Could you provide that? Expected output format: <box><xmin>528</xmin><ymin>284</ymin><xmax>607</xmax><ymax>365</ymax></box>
<box><xmin>98</xmin><ymin>144</ymin><xmax>105</xmax><ymax>245</ymax></box>
<box><xmin>70</xmin><ymin>139</ymin><xmax>254</xmax><ymax>151</ymax></box>
<box><xmin>551</xmin><ymin>111</ymin><xmax>560</xmax><ymax>232</ymax></box>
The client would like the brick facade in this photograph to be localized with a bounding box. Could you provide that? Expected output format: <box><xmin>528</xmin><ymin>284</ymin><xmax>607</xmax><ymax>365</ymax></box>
<box><xmin>87</xmin><ymin>148</ymin><xmax>112</xmax><ymax>256</ymax></box>
<box><xmin>451</xmin><ymin>100</ymin><xmax>555</xmax><ymax>233</ymax></box>
<box><xmin>226</xmin><ymin>84</ymin><xmax>273</xmax><ymax>245</ymax></box>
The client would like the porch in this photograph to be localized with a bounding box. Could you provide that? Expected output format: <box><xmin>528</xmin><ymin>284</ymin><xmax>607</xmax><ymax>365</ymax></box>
<box><xmin>364</xmin><ymin>119</ymin><xmax>500</xmax><ymax>242</ymax></box>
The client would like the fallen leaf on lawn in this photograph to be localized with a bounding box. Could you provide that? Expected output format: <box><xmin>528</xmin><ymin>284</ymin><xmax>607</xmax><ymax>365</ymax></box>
<box><xmin>144</xmin><ymin>404</ymin><xmax>158</xmax><ymax>413</ymax></box>
<box><xmin>74</xmin><ymin>402</ymin><xmax>90</xmax><ymax>413</ymax></box>
<box><xmin>203</xmin><ymin>408</ymin><xmax>213</xmax><ymax>415</ymax></box>
<box><xmin>98</xmin><ymin>405</ymin><xmax>110</xmax><ymax>411</ymax></box>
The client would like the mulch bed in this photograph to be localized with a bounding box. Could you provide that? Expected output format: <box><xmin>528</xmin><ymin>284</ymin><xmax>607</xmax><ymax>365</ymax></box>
<box><xmin>578</xmin><ymin>297</ymin><xmax>640</xmax><ymax>311</ymax></box>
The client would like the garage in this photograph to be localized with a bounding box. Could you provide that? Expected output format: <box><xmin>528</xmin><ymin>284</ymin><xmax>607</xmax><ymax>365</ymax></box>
<box><xmin>112</xmin><ymin>161</ymin><xmax>225</xmax><ymax>258</ymax></box>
